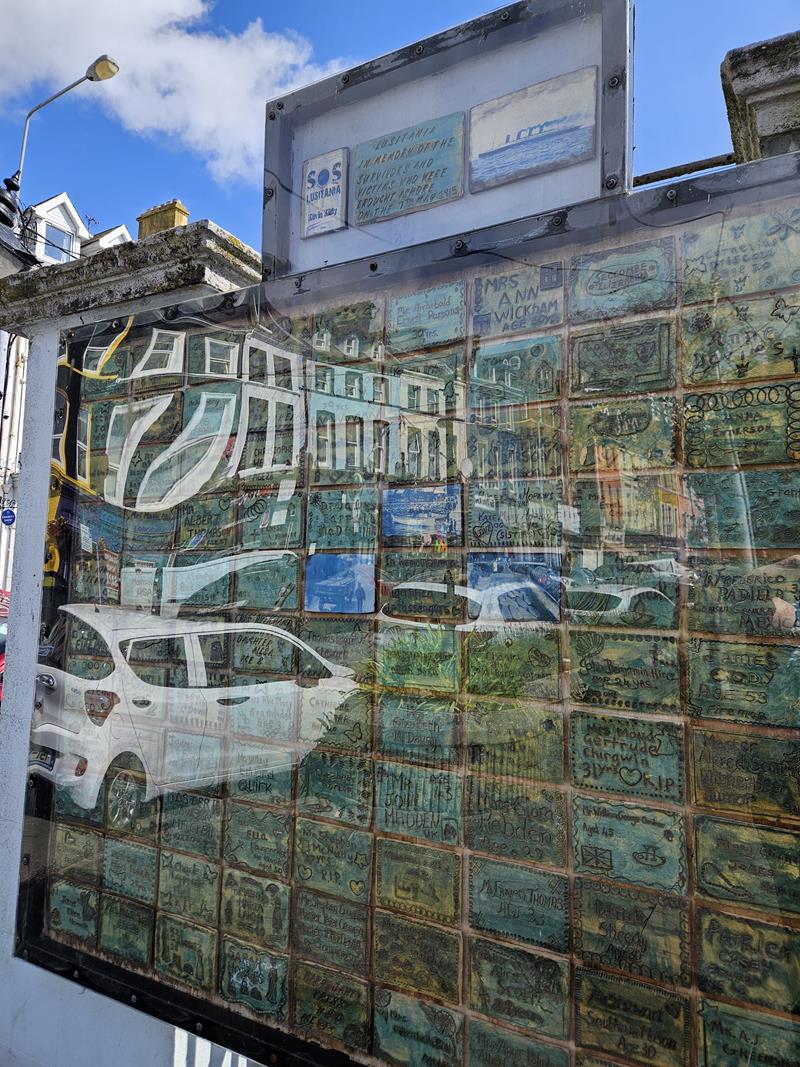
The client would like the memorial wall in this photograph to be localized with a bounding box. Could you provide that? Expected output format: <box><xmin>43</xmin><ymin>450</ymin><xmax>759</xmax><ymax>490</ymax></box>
<box><xmin>15</xmin><ymin>171</ymin><xmax>800</xmax><ymax>1067</ymax></box>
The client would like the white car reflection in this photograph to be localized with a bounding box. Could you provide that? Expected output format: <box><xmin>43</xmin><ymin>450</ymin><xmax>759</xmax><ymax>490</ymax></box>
<box><xmin>29</xmin><ymin>605</ymin><xmax>358</xmax><ymax>827</ymax></box>
<box><xmin>564</xmin><ymin>583</ymin><xmax>674</xmax><ymax>626</ymax></box>
<box><xmin>376</xmin><ymin>576</ymin><xmax>560</xmax><ymax>629</ymax></box>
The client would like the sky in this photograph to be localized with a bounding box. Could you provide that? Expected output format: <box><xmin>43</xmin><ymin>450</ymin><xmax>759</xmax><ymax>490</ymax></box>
<box><xmin>0</xmin><ymin>0</ymin><xmax>797</xmax><ymax>252</ymax></box>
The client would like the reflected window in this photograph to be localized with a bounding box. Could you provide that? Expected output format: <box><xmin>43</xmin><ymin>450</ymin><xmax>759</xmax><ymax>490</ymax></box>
<box><xmin>316</xmin><ymin>411</ymin><xmax>335</xmax><ymax>468</ymax></box>
<box><xmin>76</xmin><ymin>408</ymin><xmax>90</xmax><ymax>484</ymax></box>
<box><xmin>131</xmin><ymin>329</ymin><xmax>184</xmax><ymax>378</ymax></box>
<box><xmin>247</xmin><ymin>345</ymin><xmax>267</xmax><ymax>382</ymax></box>
<box><xmin>408</xmin><ymin>385</ymin><xmax>421</xmax><ymax>411</ymax></box>
<box><xmin>274</xmin><ymin>402</ymin><xmax>295</xmax><ymax>467</ymax></box>
<box><xmin>44</xmin><ymin>221</ymin><xmax>74</xmax><ymax>263</ymax></box>
<box><xmin>122</xmin><ymin>637</ymin><xmax>190</xmax><ymax>688</ymax></box>
<box><xmin>345</xmin><ymin>416</ymin><xmax>363</xmax><ymax>469</ymax></box>
<box><xmin>204</xmin><ymin>337</ymin><xmax>237</xmax><ymax>376</ymax></box>
<box><xmin>428</xmin><ymin>430</ymin><xmax>441</xmax><ymax>479</ymax></box>
<box><xmin>427</xmin><ymin>388</ymin><xmax>440</xmax><ymax>414</ymax></box>
<box><xmin>312</xmin><ymin>329</ymin><xmax>331</xmax><ymax>352</ymax></box>
<box><xmin>273</xmin><ymin>353</ymin><xmax>293</xmax><ymax>390</ymax></box>
<box><xmin>315</xmin><ymin>366</ymin><xmax>333</xmax><ymax>394</ymax></box>
<box><xmin>343</xmin><ymin>335</ymin><xmax>360</xmax><ymax>358</ymax></box>
<box><xmin>407</xmin><ymin>429</ymin><xmax>422</xmax><ymax>477</ymax></box>
<box><xmin>375</xmin><ymin>376</ymin><xmax>389</xmax><ymax>405</ymax></box>
<box><xmin>197</xmin><ymin>633</ymin><xmax>231</xmax><ymax>688</ymax></box>
<box><xmin>345</xmin><ymin>371</ymin><xmax>362</xmax><ymax>399</ymax></box>
<box><xmin>374</xmin><ymin>420</ymin><xmax>389</xmax><ymax>474</ymax></box>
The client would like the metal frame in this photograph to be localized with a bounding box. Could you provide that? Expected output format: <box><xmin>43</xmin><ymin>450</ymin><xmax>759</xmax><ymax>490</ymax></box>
<box><xmin>14</xmin><ymin>148</ymin><xmax>800</xmax><ymax>1067</ymax></box>
<box><xmin>262</xmin><ymin>0</ymin><xmax>633</xmax><ymax>278</ymax></box>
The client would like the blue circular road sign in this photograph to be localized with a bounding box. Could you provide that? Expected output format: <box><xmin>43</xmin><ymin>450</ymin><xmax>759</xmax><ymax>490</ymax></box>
<box><xmin>1</xmin><ymin>508</ymin><xmax>15</xmax><ymax>526</ymax></box>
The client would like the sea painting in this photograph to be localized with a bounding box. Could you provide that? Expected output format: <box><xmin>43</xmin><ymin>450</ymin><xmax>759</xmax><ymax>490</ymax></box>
<box><xmin>470</xmin><ymin>66</ymin><xmax>597</xmax><ymax>191</ymax></box>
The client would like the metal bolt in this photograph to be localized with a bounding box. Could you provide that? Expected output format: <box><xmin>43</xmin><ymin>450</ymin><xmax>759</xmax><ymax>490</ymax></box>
<box><xmin>72</xmin><ymin>969</ymin><xmax>80</xmax><ymax>980</ymax></box>
<box><xmin>27</xmin><ymin>777</ymin><xmax>34</xmax><ymax>789</ymax></box>
<box><xmin>130</xmin><ymin>994</ymin><xmax>138</xmax><ymax>1005</ymax></box>
<box><xmin>552</xmin><ymin>215</ymin><xmax>564</xmax><ymax>227</ymax></box>
<box><xmin>110</xmin><ymin>319</ymin><xmax>120</xmax><ymax>330</ymax></box>
<box><xmin>268</xmin><ymin>110</ymin><xmax>276</xmax><ymax>120</ymax></box>
<box><xmin>196</xmin><ymin>1023</ymin><xmax>203</xmax><ymax>1034</ymax></box>
<box><xmin>276</xmin><ymin>101</ymin><xmax>284</xmax><ymax>111</ymax></box>
<box><xmin>607</xmin><ymin>75</ymin><xmax>621</xmax><ymax>89</ymax></box>
<box><xmin>454</xmin><ymin>239</ymin><xmax>466</xmax><ymax>252</ymax></box>
<box><xmin>21</xmin><ymin>854</ymin><xmax>29</xmax><ymax>866</ymax></box>
<box><xmin>22</xmin><ymin>949</ymin><xmax>29</xmax><ymax>959</ymax></box>
<box><xmin>369</xmin><ymin>262</ymin><xmax>378</xmax><ymax>272</ymax></box>
<box><xmin>265</xmin><ymin>187</ymin><xmax>275</xmax><ymax>200</ymax></box>
<box><xmin>294</xmin><ymin>278</ymin><xmax>302</xmax><ymax>289</ymax></box>
<box><xmin>500</xmin><ymin>10</ymin><xmax>510</xmax><ymax>21</ymax></box>
<box><xmin>666</xmin><ymin>188</ymin><xmax>678</xmax><ymax>201</ymax></box>
<box><xmin>605</xmin><ymin>175</ymin><xmax>619</xmax><ymax>190</ymax></box>
<box><xmin>415</xmin><ymin>45</ymin><xmax>424</xmax><ymax>55</ymax></box>
<box><xmin>341</xmin><ymin>73</ymin><xmax>350</xmax><ymax>85</ymax></box>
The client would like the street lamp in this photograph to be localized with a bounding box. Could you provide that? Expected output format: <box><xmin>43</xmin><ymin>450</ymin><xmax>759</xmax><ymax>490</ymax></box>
<box><xmin>0</xmin><ymin>55</ymin><xmax>120</xmax><ymax>230</ymax></box>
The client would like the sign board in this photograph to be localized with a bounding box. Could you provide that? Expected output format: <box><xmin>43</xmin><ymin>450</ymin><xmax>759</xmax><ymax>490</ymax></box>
<box><xmin>263</xmin><ymin>0</ymin><xmax>632</xmax><ymax>277</ymax></box>
<box><xmin>1</xmin><ymin>508</ymin><xmax>15</xmax><ymax>526</ymax></box>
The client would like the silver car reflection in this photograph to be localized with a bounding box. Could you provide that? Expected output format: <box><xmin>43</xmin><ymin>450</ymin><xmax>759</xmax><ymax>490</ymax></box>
<box><xmin>29</xmin><ymin>605</ymin><xmax>358</xmax><ymax>827</ymax></box>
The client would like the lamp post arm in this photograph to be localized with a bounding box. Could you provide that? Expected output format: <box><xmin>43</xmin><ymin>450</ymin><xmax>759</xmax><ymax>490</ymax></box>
<box><xmin>15</xmin><ymin>74</ymin><xmax>89</xmax><ymax>181</ymax></box>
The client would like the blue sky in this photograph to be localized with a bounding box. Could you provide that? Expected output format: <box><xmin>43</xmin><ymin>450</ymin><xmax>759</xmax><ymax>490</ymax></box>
<box><xmin>0</xmin><ymin>0</ymin><xmax>797</xmax><ymax>252</ymax></box>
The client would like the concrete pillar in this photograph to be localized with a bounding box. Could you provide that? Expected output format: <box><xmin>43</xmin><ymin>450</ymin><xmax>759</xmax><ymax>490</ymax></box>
<box><xmin>722</xmin><ymin>31</ymin><xmax>800</xmax><ymax>161</ymax></box>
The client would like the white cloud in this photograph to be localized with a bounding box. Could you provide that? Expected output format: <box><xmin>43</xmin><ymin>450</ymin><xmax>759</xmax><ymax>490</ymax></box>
<box><xmin>0</xmin><ymin>0</ymin><xmax>349</xmax><ymax>184</ymax></box>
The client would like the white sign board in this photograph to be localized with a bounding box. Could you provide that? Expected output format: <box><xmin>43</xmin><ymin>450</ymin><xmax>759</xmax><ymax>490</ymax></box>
<box><xmin>263</xmin><ymin>0</ymin><xmax>631</xmax><ymax>277</ymax></box>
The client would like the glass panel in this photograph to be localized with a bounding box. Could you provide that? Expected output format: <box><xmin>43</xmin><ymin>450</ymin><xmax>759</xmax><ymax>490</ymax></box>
<box><xmin>22</xmin><ymin>158</ymin><xmax>800</xmax><ymax>1067</ymax></box>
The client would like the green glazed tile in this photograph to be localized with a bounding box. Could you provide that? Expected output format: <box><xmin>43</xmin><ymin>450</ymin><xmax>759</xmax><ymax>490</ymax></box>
<box><xmin>570</xmin><ymin>238</ymin><xmax>676</xmax><ymax>322</ymax></box>
<box><xmin>375</xmin><ymin>838</ymin><xmax>461</xmax><ymax>925</ymax></box>
<box><xmin>306</xmin><ymin>487</ymin><xmax>379</xmax><ymax>550</ymax></box>
<box><xmin>158</xmin><ymin>850</ymin><xmax>220</xmax><ymax>926</ymax></box>
<box><xmin>569</xmin><ymin>397</ymin><xmax>676</xmax><ymax>474</ymax></box>
<box><xmin>470</xmin><ymin>937</ymin><xmax>568</xmax><ymax>1039</ymax></box>
<box><xmin>684</xmin><ymin>384</ymin><xmax>800</xmax><ymax>468</ymax></box>
<box><xmin>467</xmin><ymin>627</ymin><xmax>560</xmax><ymax>701</ymax></box>
<box><xmin>469</xmin><ymin>1019</ymin><xmax>568</xmax><ymax>1067</ymax></box>
<box><xmin>220</xmin><ymin>867</ymin><xmax>288</xmax><ymax>950</ymax></box>
<box><xmin>575</xmin><ymin>968</ymin><xmax>690</xmax><ymax>1067</ymax></box>
<box><xmin>375</xmin><ymin>988</ymin><xmax>463</xmax><ymax>1067</ymax></box>
<box><xmin>100</xmin><ymin>896</ymin><xmax>153</xmax><ymax>966</ymax></box>
<box><xmin>683</xmin><ymin>294</ymin><xmax>800</xmax><ymax>385</ymax></box>
<box><xmin>377</xmin><ymin>693</ymin><xmax>460</xmax><ymax>767</ymax></box>
<box><xmin>374</xmin><ymin>911</ymin><xmax>460</xmax><ymax>1003</ymax></box>
<box><xmin>697</xmin><ymin>908</ymin><xmax>800</xmax><ymax>1014</ymax></box>
<box><xmin>298</xmin><ymin>751</ymin><xmax>372</xmax><ymax>826</ymax></box>
<box><xmin>692</xmin><ymin>729</ymin><xmax>800</xmax><ymax>824</ymax></box>
<box><xmin>103</xmin><ymin>838</ymin><xmax>157</xmax><ymax>904</ymax></box>
<box><xmin>473</xmin><ymin>264</ymin><xmax>564</xmax><ymax>337</ymax></box>
<box><xmin>571</xmin><ymin>319</ymin><xmax>675</xmax><ymax>397</ymax></box>
<box><xmin>468</xmin><ymin>479</ymin><xmax>562</xmax><ymax>549</ymax></box>
<box><xmin>465</xmin><ymin>699</ymin><xmax>563</xmax><ymax>783</ymax></box>
<box><xmin>684</xmin><ymin>469</ymin><xmax>800</xmax><ymax>549</ymax></box>
<box><xmin>223</xmin><ymin>802</ymin><xmax>291</xmax><ymax>879</ymax></box>
<box><xmin>220</xmin><ymin>937</ymin><xmax>288</xmax><ymax>1019</ymax></box>
<box><xmin>161</xmin><ymin>791</ymin><xmax>222</xmax><ymax>859</ymax></box>
<box><xmin>694</xmin><ymin>816</ymin><xmax>800</xmax><ymax>917</ymax></box>
<box><xmin>569</xmin><ymin>630</ymin><xmax>680</xmax><ymax>715</ymax></box>
<box><xmin>293</xmin><ymin>818</ymin><xmax>372</xmax><ymax>903</ymax></box>
<box><xmin>697</xmin><ymin>997</ymin><xmax>800</xmax><ymax>1067</ymax></box>
<box><xmin>293</xmin><ymin>888</ymin><xmax>368</xmax><ymax>975</ymax></box>
<box><xmin>375</xmin><ymin>762</ymin><xmax>462</xmax><ymax>846</ymax></box>
<box><xmin>569</xmin><ymin>711</ymin><xmax>685</xmax><ymax>803</ymax></box>
<box><xmin>473</xmin><ymin>334</ymin><xmax>561</xmax><ymax>406</ymax></box>
<box><xmin>683</xmin><ymin>208</ymin><xmax>800</xmax><ymax>303</ymax></box>
<box><xmin>572</xmin><ymin>795</ymin><xmax>688</xmax><ymax>894</ymax></box>
<box><xmin>575</xmin><ymin>877</ymin><xmax>691</xmax><ymax>986</ymax></box>
<box><xmin>469</xmin><ymin>857</ymin><xmax>569</xmax><ymax>952</ymax></box>
<box><xmin>467</xmin><ymin>777</ymin><xmax>566</xmax><ymax>866</ymax></box>
<box><xmin>687</xmin><ymin>638</ymin><xmax>800</xmax><ymax>727</ymax></box>
<box><xmin>292</xmin><ymin>962</ymin><xmax>369</xmax><ymax>1051</ymax></box>
<box><xmin>155</xmin><ymin>915</ymin><xmax>216</xmax><ymax>993</ymax></box>
<box><xmin>687</xmin><ymin>554</ymin><xmax>800</xmax><ymax>636</ymax></box>
<box><xmin>48</xmin><ymin>880</ymin><xmax>97</xmax><ymax>943</ymax></box>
